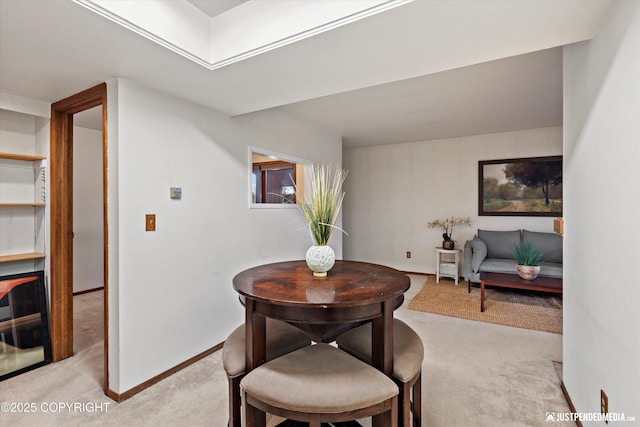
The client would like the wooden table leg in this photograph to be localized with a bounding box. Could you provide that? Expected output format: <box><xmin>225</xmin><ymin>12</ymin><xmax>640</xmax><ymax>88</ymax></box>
<box><xmin>372</xmin><ymin>299</ymin><xmax>394</xmax><ymax>427</ymax></box>
<box><xmin>245</xmin><ymin>299</ymin><xmax>267</xmax><ymax>427</ymax></box>
<box><xmin>371</xmin><ymin>299</ymin><xmax>393</xmax><ymax>376</ymax></box>
<box><xmin>480</xmin><ymin>279</ymin><xmax>485</xmax><ymax>312</ymax></box>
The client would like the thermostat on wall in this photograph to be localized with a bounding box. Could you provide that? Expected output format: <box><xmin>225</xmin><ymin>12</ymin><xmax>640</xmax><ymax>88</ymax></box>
<box><xmin>170</xmin><ymin>187</ymin><xmax>182</xmax><ymax>199</ymax></box>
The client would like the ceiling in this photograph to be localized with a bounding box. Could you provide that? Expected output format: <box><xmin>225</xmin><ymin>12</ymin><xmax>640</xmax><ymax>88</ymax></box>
<box><xmin>188</xmin><ymin>0</ymin><xmax>249</xmax><ymax>18</ymax></box>
<box><xmin>0</xmin><ymin>1</ymin><xmax>613</xmax><ymax>147</ymax></box>
<box><xmin>282</xmin><ymin>47</ymin><xmax>563</xmax><ymax>147</ymax></box>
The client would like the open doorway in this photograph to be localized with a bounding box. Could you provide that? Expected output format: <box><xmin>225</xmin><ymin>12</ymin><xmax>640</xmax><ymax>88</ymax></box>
<box><xmin>71</xmin><ymin>106</ymin><xmax>104</xmax><ymax>355</ymax></box>
<box><xmin>49</xmin><ymin>83</ymin><xmax>109</xmax><ymax>393</ymax></box>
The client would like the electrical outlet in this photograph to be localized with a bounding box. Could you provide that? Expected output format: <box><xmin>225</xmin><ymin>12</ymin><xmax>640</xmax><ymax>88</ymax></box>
<box><xmin>406</xmin><ymin>251</ymin><xmax>411</xmax><ymax>258</ymax></box>
<box><xmin>601</xmin><ymin>389</ymin><xmax>608</xmax><ymax>423</ymax></box>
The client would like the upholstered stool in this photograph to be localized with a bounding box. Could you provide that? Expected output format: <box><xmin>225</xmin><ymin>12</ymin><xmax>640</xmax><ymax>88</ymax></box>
<box><xmin>222</xmin><ymin>319</ymin><xmax>311</xmax><ymax>427</ymax></box>
<box><xmin>240</xmin><ymin>343</ymin><xmax>399</xmax><ymax>427</ymax></box>
<box><xmin>337</xmin><ymin>319</ymin><xmax>424</xmax><ymax>427</ymax></box>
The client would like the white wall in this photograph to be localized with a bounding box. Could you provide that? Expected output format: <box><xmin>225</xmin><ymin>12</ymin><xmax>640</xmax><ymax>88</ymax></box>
<box><xmin>342</xmin><ymin>126</ymin><xmax>562</xmax><ymax>273</ymax></box>
<box><xmin>106</xmin><ymin>79</ymin><xmax>342</xmax><ymax>393</ymax></box>
<box><xmin>72</xmin><ymin>126</ymin><xmax>104</xmax><ymax>293</ymax></box>
<box><xmin>563</xmin><ymin>1</ymin><xmax>640</xmax><ymax>424</ymax></box>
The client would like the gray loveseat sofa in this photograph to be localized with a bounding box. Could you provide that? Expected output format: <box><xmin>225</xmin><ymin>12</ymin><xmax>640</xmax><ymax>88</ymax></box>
<box><xmin>464</xmin><ymin>229</ymin><xmax>563</xmax><ymax>284</ymax></box>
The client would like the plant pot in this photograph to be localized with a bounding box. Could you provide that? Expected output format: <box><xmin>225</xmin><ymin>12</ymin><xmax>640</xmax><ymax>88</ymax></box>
<box><xmin>305</xmin><ymin>245</ymin><xmax>336</xmax><ymax>277</ymax></box>
<box><xmin>516</xmin><ymin>265</ymin><xmax>540</xmax><ymax>280</ymax></box>
<box><xmin>442</xmin><ymin>240</ymin><xmax>455</xmax><ymax>250</ymax></box>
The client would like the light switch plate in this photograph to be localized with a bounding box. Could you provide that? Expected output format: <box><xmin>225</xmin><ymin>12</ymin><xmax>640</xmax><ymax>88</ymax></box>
<box><xmin>146</xmin><ymin>214</ymin><xmax>156</xmax><ymax>231</ymax></box>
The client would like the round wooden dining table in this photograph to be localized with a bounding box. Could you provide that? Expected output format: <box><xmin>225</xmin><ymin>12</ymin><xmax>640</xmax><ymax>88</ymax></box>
<box><xmin>233</xmin><ymin>260</ymin><xmax>410</xmax><ymax>427</ymax></box>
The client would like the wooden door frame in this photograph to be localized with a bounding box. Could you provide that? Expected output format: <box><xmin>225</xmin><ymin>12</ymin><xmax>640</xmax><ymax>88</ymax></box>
<box><xmin>50</xmin><ymin>83</ymin><xmax>109</xmax><ymax>392</ymax></box>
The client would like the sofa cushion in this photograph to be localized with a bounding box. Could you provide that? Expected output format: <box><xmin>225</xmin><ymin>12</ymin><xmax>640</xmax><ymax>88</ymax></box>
<box><xmin>478</xmin><ymin>230</ymin><xmax>521</xmax><ymax>260</ymax></box>
<box><xmin>539</xmin><ymin>262</ymin><xmax>563</xmax><ymax>278</ymax></box>
<box><xmin>478</xmin><ymin>259</ymin><xmax>563</xmax><ymax>278</ymax></box>
<box><xmin>522</xmin><ymin>230</ymin><xmax>563</xmax><ymax>263</ymax></box>
<box><xmin>478</xmin><ymin>258</ymin><xmax>519</xmax><ymax>274</ymax></box>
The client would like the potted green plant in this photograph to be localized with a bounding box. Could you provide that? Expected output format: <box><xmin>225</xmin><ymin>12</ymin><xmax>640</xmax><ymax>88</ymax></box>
<box><xmin>427</xmin><ymin>216</ymin><xmax>471</xmax><ymax>250</ymax></box>
<box><xmin>294</xmin><ymin>163</ymin><xmax>348</xmax><ymax>276</ymax></box>
<box><xmin>513</xmin><ymin>242</ymin><xmax>545</xmax><ymax>280</ymax></box>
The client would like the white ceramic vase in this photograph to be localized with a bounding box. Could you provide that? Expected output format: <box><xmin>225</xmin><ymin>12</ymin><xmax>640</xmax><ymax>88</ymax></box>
<box><xmin>516</xmin><ymin>265</ymin><xmax>540</xmax><ymax>280</ymax></box>
<box><xmin>305</xmin><ymin>245</ymin><xmax>335</xmax><ymax>277</ymax></box>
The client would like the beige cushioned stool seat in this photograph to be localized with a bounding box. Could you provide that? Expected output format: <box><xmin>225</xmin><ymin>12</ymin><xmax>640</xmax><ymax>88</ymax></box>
<box><xmin>222</xmin><ymin>318</ymin><xmax>310</xmax><ymax>378</ymax></box>
<box><xmin>336</xmin><ymin>318</ymin><xmax>423</xmax><ymax>382</ymax></box>
<box><xmin>222</xmin><ymin>319</ymin><xmax>310</xmax><ymax>427</ymax></box>
<box><xmin>336</xmin><ymin>319</ymin><xmax>423</xmax><ymax>427</ymax></box>
<box><xmin>241</xmin><ymin>343</ymin><xmax>398</xmax><ymax>425</ymax></box>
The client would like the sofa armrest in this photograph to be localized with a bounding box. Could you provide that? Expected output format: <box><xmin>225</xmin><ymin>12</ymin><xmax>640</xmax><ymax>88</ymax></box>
<box><xmin>464</xmin><ymin>237</ymin><xmax>488</xmax><ymax>281</ymax></box>
<box><xmin>463</xmin><ymin>239</ymin><xmax>475</xmax><ymax>281</ymax></box>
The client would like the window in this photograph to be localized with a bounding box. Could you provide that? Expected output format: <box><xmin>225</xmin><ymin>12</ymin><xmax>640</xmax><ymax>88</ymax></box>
<box><xmin>252</xmin><ymin>158</ymin><xmax>296</xmax><ymax>204</ymax></box>
<box><xmin>250</xmin><ymin>150</ymin><xmax>307</xmax><ymax>207</ymax></box>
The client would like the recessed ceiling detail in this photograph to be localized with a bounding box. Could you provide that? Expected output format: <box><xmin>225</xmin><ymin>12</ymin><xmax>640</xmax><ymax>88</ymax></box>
<box><xmin>189</xmin><ymin>0</ymin><xmax>249</xmax><ymax>18</ymax></box>
<box><xmin>1</xmin><ymin>0</ymin><xmax>613</xmax><ymax>144</ymax></box>
<box><xmin>72</xmin><ymin>0</ymin><xmax>413</xmax><ymax>70</ymax></box>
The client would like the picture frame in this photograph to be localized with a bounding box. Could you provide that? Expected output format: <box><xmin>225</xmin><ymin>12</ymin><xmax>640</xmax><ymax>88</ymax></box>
<box><xmin>479</xmin><ymin>156</ymin><xmax>563</xmax><ymax>217</ymax></box>
<box><xmin>0</xmin><ymin>270</ymin><xmax>52</xmax><ymax>381</ymax></box>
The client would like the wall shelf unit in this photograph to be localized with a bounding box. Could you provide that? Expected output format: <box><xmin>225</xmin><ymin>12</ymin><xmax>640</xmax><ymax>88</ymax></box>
<box><xmin>0</xmin><ymin>109</ymin><xmax>49</xmax><ymax>275</ymax></box>
<box><xmin>0</xmin><ymin>252</ymin><xmax>46</xmax><ymax>263</ymax></box>
<box><xmin>0</xmin><ymin>152</ymin><xmax>46</xmax><ymax>162</ymax></box>
<box><xmin>0</xmin><ymin>202</ymin><xmax>46</xmax><ymax>207</ymax></box>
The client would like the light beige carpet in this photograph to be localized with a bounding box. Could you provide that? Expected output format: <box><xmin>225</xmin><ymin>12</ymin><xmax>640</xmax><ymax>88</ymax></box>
<box><xmin>1</xmin><ymin>276</ymin><xmax>572</xmax><ymax>427</ymax></box>
<box><xmin>408</xmin><ymin>276</ymin><xmax>563</xmax><ymax>334</ymax></box>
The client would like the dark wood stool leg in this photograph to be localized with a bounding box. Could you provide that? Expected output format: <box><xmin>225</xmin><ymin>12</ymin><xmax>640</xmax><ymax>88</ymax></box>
<box><xmin>413</xmin><ymin>372</ymin><xmax>422</xmax><ymax>427</ymax></box>
<box><xmin>400</xmin><ymin>381</ymin><xmax>411</xmax><ymax>427</ymax></box>
<box><xmin>242</xmin><ymin>390</ymin><xmax>266</xmax><ymax>427</ymax></box>
<box><xmin>391</xmin><ymin>394</ymin><xmax>399</xmax><ymax>427</ymax></box>
<box><xmin>229</xmin><ymin>376</ymin><xmax>241</xmax><ymax>427</ymax></box>
<box><xmin>242</xmin><ymin>389</ymin><xmax>252</xmax><ymax>427</ymax></box>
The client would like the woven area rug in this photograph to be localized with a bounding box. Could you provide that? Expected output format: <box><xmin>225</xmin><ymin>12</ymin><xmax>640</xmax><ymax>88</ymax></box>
<box><xmin>408</xmin><ymin>276</ymin><xmax>563</xmax><ymax>334</ymax></box>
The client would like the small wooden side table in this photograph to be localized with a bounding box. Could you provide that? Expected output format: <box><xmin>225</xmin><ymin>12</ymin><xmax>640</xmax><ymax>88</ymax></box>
<box><xmin>435</xmin><ymin>247</ymin><xmax>461</xmax><ymax>285</ymax></box>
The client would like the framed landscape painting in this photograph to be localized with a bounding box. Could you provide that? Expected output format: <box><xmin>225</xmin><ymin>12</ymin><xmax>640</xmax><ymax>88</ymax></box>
<box><xmin>479</xmin><ymin>156</ymin><xmax>563</xmax><ymax>216</ymax></box>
